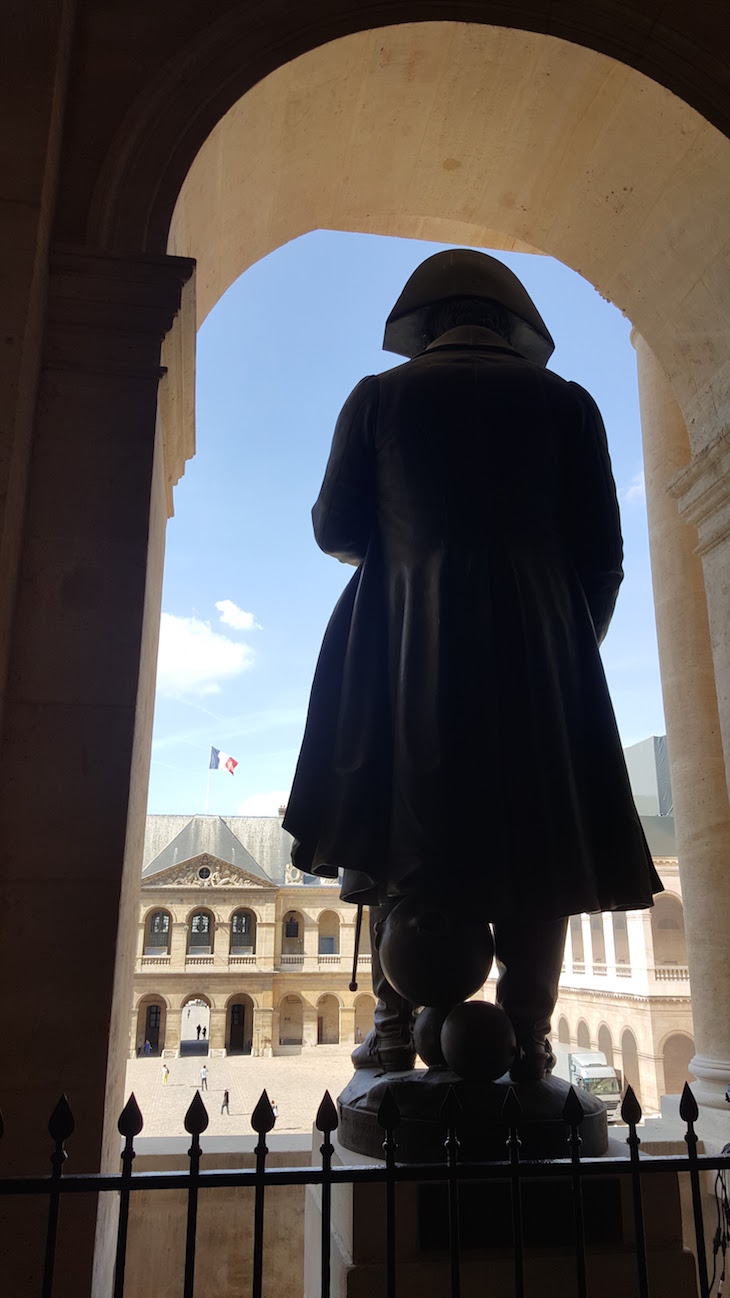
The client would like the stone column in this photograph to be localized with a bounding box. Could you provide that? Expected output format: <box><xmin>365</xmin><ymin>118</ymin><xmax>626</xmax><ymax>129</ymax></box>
<box><xmin>209</xmin><ymin>1006</ymin><xmax>227</xmax><ymax>1055</ymax></box>
<box><xmin>253</xmin><ymin>1006</ymin><xmax>274</xmax><ymax>1057</ymax></box>
<box><xmin>634</xmin><ymin>333</ymin><xmax>730</xmax><ymax>1140</ymax></box>
<box><xmin>0</xmin><ymin>245</ymin><xmax>193</xmax><ymax>1295</ymax></box>
<box><xmin>302</xmin><ymin>1000</ymin><xmax>318</xmax><ymax>1048</ymax></box>
<box><xmin>165</xmin><ymin>1006</ymin><xmax>182</xmax><ymax>1055</ymax></box>
<box><xmin>170</xmin><ymin>920</ymin><xmax>188</xmax><ymax>968</ymax></box>
<box><xmin>340</xmin><ymin>1006</ymin><xmax>356</xmax><ymax>1045</ymax></box>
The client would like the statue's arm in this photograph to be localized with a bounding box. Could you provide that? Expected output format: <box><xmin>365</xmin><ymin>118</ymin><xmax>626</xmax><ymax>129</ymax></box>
<box><xmin>312</xmin><ymin>376</ymin><xmax>378</xmax><ymax>565</ymax></box>
<box><xmin>565</xmin><ymin>382</ymin><xmax>624</xmax><ymax>646</ymax></box>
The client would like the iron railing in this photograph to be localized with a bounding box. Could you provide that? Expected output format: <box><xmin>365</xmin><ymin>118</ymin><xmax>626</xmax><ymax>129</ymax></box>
<box><xmin>0</xmin><ymin>1084</ymin><xmax>728</xmax><ymax>1298</ymax></box>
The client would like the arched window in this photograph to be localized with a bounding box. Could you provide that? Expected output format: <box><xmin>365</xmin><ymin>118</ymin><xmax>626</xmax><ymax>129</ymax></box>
<box><xmin>354</xmin><ymin>994</ymin><xmax>376</xmax><ymax>1044</ymax></box>
<box><xmin>282</xmin><ymin>911</ymin><xmax>304</xmax><ymax>956</ymax></box>
<box><xmin>662</xmin><ymin>1033</ymin><xmax>695</xmax><ymax>1097</ymax></box>
<box><xmin>590</xmin><ymin>914</ymin><xmax>606</xmax><ymax>968</ymax></box>
<box><xmin>231</xmin><ymin>909</ymin><xmax>256</xmax><ymax>953</ymax></box>
<box><xmin>570</xmin><ymin>916</ymin><xmax>585</xmax><ymax>967</ymax></box>
<box><xmin>188</xmin><ymin>911</ymin><xmax>213</xmax><ymax>954</ymax></box>
<box><xmin>651</xmin><ymin>895</ymin><xmax>687</xmax><ymax>966</ymax></box>
<box><xmin>576</xmin><ymin>1020</ymin><xmax>591</xmax><ymax>1049</ymax></box>
<box><xmin>144</xmin><ymin>910</ymin><xmax>171</xmax><ymax>955</ymax></box>
<box><xmin>227</xmin><ymin>995</ymin><xmax>254</xmax><ymax>1054</ymax></box>
<box><xmin>557</xmin><ymin>1016</ymin><xmax>570</xmax><ymax>1044</ymax></box>
<box><xmin>318</xmin><ymin>911</ymin><xmax>340</xmax><ymax>956</ymax></box>
<box><xmin>612</xmin><ymin>912</ymin><xmax>630</xmax><ymax>967</ymax></box>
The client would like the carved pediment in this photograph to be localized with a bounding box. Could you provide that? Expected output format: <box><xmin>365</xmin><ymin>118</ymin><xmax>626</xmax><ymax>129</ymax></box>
<box><xmin>143</xmin><ymin>852</ymin><xmax>274</xmax><ymax>890</ymax></box>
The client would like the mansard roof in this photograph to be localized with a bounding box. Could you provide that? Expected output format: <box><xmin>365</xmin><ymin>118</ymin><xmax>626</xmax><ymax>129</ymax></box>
<box><xmin>142</xmin><ymin>815</ymin><xmax>273</xmax><ymax>884</ymax></box>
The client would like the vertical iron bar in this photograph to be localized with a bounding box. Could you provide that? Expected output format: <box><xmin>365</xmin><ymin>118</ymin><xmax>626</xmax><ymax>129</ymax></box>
<box><xmin>503</xmin><ymin>1088</ymin><xmax>525</xmax><ymax>1298</ymax></box>
<box><xmin>316</xmin><ymin>1093</ymin><xmax>338</xmax><ymax>1298</ymax></box>
<box><xmin>442</xmin><ymin>1089</ymin><xmax>462</xmax><ymax>1298</ymax></box>
<box><xmin>680</xmin><ymin>1084</ymin><xmax>710</xmax><ymax>1298</ymax></box>
<box><xmin>182</xmin><ymin>1091</ymin><xmax>208</xmax><ymax>1298</ymax></box>
<box><xmin>251</xmin><ymin>1090</ymin><xmax>276</xmax><ymax>1298</ymax></box>
<box><xmin>622</xmin><ymin>1086</ymin><xmax>650</xmax><ymax>1298</ymax></box>
<box><xmin>563</xmin><ymin>1087</ymin><xmax>588</xmax><ymax>1298</ymax></box>
<box><xmin>42</xmin><ymin>1096</ymin><xmax>74</xmax><ymax>1298</ymax></box>
<box><xmin>113</xmin><ymin>1095</ymin><xmax>143</xmax><ymax>1298</ymax></box>
<box><xmin>378</xmin><ymin>1089</ymin><xmax>401</xmax><ymax>1298</ymax></box>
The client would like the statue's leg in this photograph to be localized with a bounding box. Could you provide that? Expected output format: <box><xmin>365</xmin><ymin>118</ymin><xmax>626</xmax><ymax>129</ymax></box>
<box><xmin>493</xmin><ymin>915</ymin><xmax>568</xmax><ymax>1081</ymax></box>
<box><xmin>351</xmin><ymin>901</ymin><xmax>416</xmax><ymax>1072</ymax></box>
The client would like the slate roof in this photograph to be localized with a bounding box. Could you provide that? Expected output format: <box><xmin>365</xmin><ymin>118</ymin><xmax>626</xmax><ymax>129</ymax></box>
<box><xmin>639</xmin><ymin>814</ymin><xmax>676</xmax><ymax>858</ymax></box>
<box><xmin>142</xmin><ymin>815</ymin><xmax>274</xmax><ymax>883</ymax></box>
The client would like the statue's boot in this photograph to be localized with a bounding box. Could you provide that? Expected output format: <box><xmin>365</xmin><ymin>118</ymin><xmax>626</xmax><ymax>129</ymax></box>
<box><xmin>352</xmin><ymin>903</ymin><xmax>417</xmax><ymax>1072</ymax></box>
<box><xmin>493</xmin><ymin>915</ymin><xmax>568</xmax><ymax>1082</ymax></box>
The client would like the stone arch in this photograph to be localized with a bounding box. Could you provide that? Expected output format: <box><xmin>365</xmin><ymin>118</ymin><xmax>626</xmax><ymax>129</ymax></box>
<box><xmin>557</xmin><ymin>1016</ymin><xmax>570</xmax><ymax>1045</ymax></box>
<box><xmin>180</xmin><ymin>994</ymin><xmax>211</xmax><ymax>1048</ymax></box>
<box><xmin>134</xmin><ymin>994</ymin><xmax>167</xmax><ymax>1057</ymax></box>
<box><xmin>186</xmin><ymin>907</ymin><xmax>215</xmax><ymax>955</ymax></box>
<box><xmin>661</xmin><ymin>1032</ymin><xmax>696</xmax><ymax>1098</ymax></box>
<box><xmin>354</xmin><ymin>993</ymin><xmax>376</xmax><ymax>1044</ymax></box>
<box><xmin>317</xmin><ymin>910</ymin><xmax>341</xmax><ymax>956</ymax></box>
<box><xmin>597</xmin><ymin>1024</ymin><xmax>614</xmax><ymax>1067</ymax></box>
<box><xmin>651</xmin><ymin>894</ymin><xmax>687</xmax><ymax>968</ymax></box>
<box><xmin>142</xmin><ymin>907</ymin><xmax>173</xmax><ymax>955</ymax></box>
<box><xmin>576</xmin><ymin>1020</ymin><xmax>591</xmax><ymax>1049</ymax></box>
<box><xmin>226</xmin><ymin>994</ymin><xmax>255</xmax><ymax>1055</ymax></box>
<box><xmin>316</xmin><ymin>994</ymin><xmax>341</xmax><ymax>1045</ymax></box>
<box><xmin>621</xmin><ymin>1028</ymin><xmax>641</xmax><ymax>1103</ymax></box>
<box><xmin>279</xmin><ymin>994</ymin><xmax>304</xmax><ymax>1045</ymax></box>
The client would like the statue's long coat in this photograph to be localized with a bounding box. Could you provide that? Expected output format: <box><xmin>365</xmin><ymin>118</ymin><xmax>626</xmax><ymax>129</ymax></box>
<box><xmin>283</xmin><ymin>326</ymin><xmax>661</xmax><ymax>919</ymax></box>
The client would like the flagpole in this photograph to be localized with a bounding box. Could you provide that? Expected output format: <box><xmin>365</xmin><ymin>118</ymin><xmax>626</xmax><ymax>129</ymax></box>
<box><xmin>205</xmin><ymin>760</ymin><xmax>211</xmax><ymax>815</ymax></box>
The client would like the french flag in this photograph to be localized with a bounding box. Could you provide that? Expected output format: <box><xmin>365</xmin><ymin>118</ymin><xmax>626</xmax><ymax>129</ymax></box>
<box><xmin>209</xmin><ymin>746</ymin><xmax>238</xmax><ymax>775</ymax></box>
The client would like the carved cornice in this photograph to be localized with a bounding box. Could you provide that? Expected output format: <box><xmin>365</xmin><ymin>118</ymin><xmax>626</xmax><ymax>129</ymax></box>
<box><xmin>670</xmin><ymin>429</ymin><xmax>730</xmax><ymax>556</ymax></box>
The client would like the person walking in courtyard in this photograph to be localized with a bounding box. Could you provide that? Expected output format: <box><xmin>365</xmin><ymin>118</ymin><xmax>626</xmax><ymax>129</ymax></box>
<box><xmin>201</xmin><ymin>1025</ymin><xmax>207</xmax><ymax>1039</ymax></box>
<box><xmin>196</xmin><ymin>1023</ymin><xmax>201</xmax><ymax>1040</ymax></box>
<box><xmin>144</xmin><ymin>1039</ymin><xmax>151</xmax><ymax>1056</ymax></box>
<box><xmin>200</xmin><ymin>1064</ymin><xmax>208</xmax><ymax>1090</ymax></box>
<box><xmin>221</xmin><ymin>1088</ymin><xmax>230</xmax><ymax>1115</ymax></box>
<box><xmin>162</xmin><ymin>1063</ymin><xmax>169</xmax><ymax>1085</ymax></box>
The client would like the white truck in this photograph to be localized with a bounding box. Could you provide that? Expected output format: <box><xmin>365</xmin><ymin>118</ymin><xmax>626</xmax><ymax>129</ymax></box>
<box><xmin>552</xmin><ymin>1045</ymin><xmax>622</xmax><ymax>1121</ymax></box>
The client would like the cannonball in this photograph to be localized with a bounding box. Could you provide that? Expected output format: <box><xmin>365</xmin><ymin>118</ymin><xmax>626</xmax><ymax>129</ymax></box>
<box><xmin>413</xmin><ymin>1006</ymin><xmax>450</xmax><ymax>1067</ymax></box>
<box><xmin>378</xmin><ymin>897</ymin><xmax>494</xmax><ymax>1007</ymax></box>
<box><xmin>440</xmin><ymin>1001</ymin><xmax>517</xmax><ymax>1081</ymax></box>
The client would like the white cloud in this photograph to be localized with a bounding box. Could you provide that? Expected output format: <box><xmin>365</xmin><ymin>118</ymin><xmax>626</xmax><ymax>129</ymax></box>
<box><xmin>215</xmin><ymin>600</ymin><xmax>262</xmax><ymax>631</ymax></box>
<box><xmin>156</xmin><ymin>613</ymin><xmax>254</xmax><ymax>698</ymax></box>
<box><xmin>622</xmin><ymin>470</ymin><xmax>645</xmax><ymax>505</ymax></box>
<box><xmin>238</xmin><ymin>789</ymin><xmax>290</xmax><ymax>815</ymax></box>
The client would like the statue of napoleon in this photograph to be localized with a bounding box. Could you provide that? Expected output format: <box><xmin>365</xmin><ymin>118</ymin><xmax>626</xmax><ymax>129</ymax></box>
<box><xmin>283</xmin><ymin>249</ymin><xmax>661</xmax><ymax>1084</ymax></box>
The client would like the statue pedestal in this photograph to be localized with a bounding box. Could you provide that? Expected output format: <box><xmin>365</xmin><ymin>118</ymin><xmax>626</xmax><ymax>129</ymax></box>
<box><xmin>304</xmin><ymin>1124</ymin><xmax>699</xmax><ymax>1298</ymax></box>
<box><xmin>338</xmin><ymin>1066</ymin><xmax>608</xmax><ymax>1160</ymax></box>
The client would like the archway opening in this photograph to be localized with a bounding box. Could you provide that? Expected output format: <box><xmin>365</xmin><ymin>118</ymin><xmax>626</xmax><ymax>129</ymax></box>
<box><xmin>135</xmin><ymin>997</ymin><xmax>167</xmax><ymax>1057</ymax></box>
<box><xmin>621</xmin><ymin>1028</ymin><xmax>641</xmax><ymax>1102</ymax></box>
<box><xmin>557</xmin><ymin>1016</ymin><xmax>570</xmax><ymax>1045</ymax></box>
<box><xmin>279</xmin><ymin>995</ymin><xmax>303</xmax><ymax>1046</ymax></box>
<box><xmin>355</xmin><ymin>994</ymin><xmax>376</xmax><ymax>1044</ymax></box>
<box><xmin>181</xmin><ymin>996</ymin><xmax>211</xmax><ymax>1055</ymax></box>
<box><xmin>576</xmin><ymin>1020</ymin><xmax>591</xmax><ymax>1050</ymax></box>
<box><xmin>187</xmin><ymin>910</ymin><xmax>214</xmax><ymax>957</ymax></box>
<box><xmin>569</xmin><ymin>917</ymin><xmax>585</xmax><ymax>970</ymax></box>
<box><xmin>143</xmin><ymin>910</ymin><xmax>172</xmax><ymax>956</ymax></box>
<box><xmin>317</xmin><ymin>995</ymin><xmax>340</xmax><ymax>1045</ymax></box>
<box><xmin>598</xmin><ymin>1024</ymin><xmax>614</xmax><ymax>1066</ymax></box>
<box><xmin>282</xmin><ymin>911</ymin><xmax>305</xmax><ymax>961</ymax></box>
<box><xmin>231</xmin><ymin>909</ymin><xmax>257</xmax><ymax>957</ymax></box>
<box><xmin>318</xmin><ymin>911</ymin><xmax>341</xmax><ymax>958</ymax></box>
<box><xmin>663</xmin><ymin>1033</ymin><xmax>696</xmax><ymax>1097</ymax></box>
<box><xmin>227</xmin><ymin>995</ymin><xmax>255</xmax><ymax>1055</ymax></box>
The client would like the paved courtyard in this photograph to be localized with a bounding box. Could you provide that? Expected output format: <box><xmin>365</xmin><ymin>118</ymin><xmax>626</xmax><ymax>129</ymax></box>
<box><xmin>125</xmin><ymin>1048</ymin><xmax>357</xmax><ymax>1138</ymax></box>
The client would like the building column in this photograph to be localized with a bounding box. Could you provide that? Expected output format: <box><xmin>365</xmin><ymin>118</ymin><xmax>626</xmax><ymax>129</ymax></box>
<box><xmin>602</xmin><ymin>913</ymin><xmax>617</xmax><ymax>976</ymax></box>
<box><xmin>0</xmin><ymin>245</ymin><xmax>193</xmax><ymax>1297</ymax></box>
<box><xmin>170</xmin><ymin>920</ymin><xmax>188</xmax><ymax>966</ymax></box>
<box><xmin>253</xmin><ymin>1006</ymin><xmax>273</xmax><ymax>1057</ymax></box>
<box><xmin>634</xmin><ymin>333</ymin><xmax>730</xmax><ymax>1140</ymax></box>
<box><xmin>165</xmin><ymin>1005</ymin><xmax>182</xmax><ymax>1055</ymax></box>
<box><xmin>209</xmin><ymin>1006</ymin><xmax>227</xmax><ymax>1055</ymax></box>
<box><xmin>302</xmin><ymin>999</ymin><xmax>318</xmax><ymax>1048</ymax></box>
<box><xmin>340</xmin><ymin>1006</ymin><xmax>356</xmax><ymax>1045</ymax></box>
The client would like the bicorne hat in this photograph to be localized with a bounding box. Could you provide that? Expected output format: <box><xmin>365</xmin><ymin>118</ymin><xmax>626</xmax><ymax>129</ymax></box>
<box><xmin>383</xmin><ymin>248</ymin><xmax>554</xmax><ymax>367</ymax></box>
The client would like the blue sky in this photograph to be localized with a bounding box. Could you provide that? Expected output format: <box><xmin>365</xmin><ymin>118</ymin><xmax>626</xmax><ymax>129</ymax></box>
<box><xmin>148</xmin><ymin>230</ymin><xmax>664</xmax><ymax>816</ymax></box>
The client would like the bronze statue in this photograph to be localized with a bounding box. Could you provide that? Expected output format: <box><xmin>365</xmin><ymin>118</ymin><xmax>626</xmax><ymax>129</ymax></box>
<box><xmin>283</xmin><ymin>249</ymin><xmax>661</xmax><ymax>1084</ymax></box>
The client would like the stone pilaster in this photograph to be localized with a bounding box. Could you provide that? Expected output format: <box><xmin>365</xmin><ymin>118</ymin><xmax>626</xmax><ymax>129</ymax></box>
<box><xmin>634</xmin><ymin>333</ymin><xmax>730</xmax><ymax>1142</ymax></box>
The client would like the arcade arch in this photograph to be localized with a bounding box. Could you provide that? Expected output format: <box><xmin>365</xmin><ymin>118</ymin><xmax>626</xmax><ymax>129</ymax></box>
<box><xmin>576</xmin><ymin>1021</ymin><xmax>591</xmax><ymax>1050</ymax></box>
<box><xmin>226</xmin><ymin>994</ymin><xmax>255</xmax><ymax>1055</ymax></box>
<box><xmin>317</xmin><ymin>995</ymin><xmax>341</xmax><ymax>1045</ymax></box>
<box><xmin>187</xmin><ymin>909</ymin><xmax>215</xmax><ymax>956</ymax></box>
<box><xmin>355</xmin><ymin>994</ymin><xmax>376</xmax><ymax>1044</ymax></box>
<box><xmin>557</xmin><ymin>1017</ymin><xmax>570</xmax><ymax>1045</ymax></box>
<box><xmin>279</xmin><ymin>995</ymin><xmax>304</xmax><ymax>1045</ymax></box>
<box><xmin>597</xmin><ymin>1024</ymin><xmax>614</xmax><ymax>1067</ymax></box>
<box><xmin>230</xmin><ymin>909</ymin><xmax>257</xmax><ymax>955</ymax></box>
<box><xmin>318</xmin><ymin>911</ymin><xmax>340</xmax><ymax>957</ymax></box>
<box><xmin>134</xmin><ymin>995</ymin><xmax>167</xmax><ymax>1056</ymax></box>
<box><xmin>181</xmin><ymin>995</ymin><xmax>211</xmax><ymax>1048</ymax></box>
<box><xmin>663</xmin><ymin>1033</ymin><xmax>696</xmax><ymax>1097</ymax></box>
